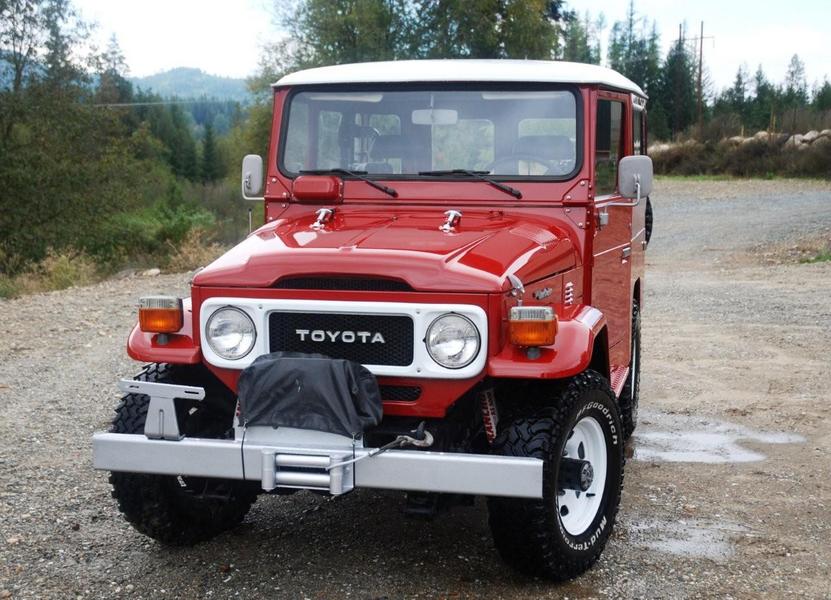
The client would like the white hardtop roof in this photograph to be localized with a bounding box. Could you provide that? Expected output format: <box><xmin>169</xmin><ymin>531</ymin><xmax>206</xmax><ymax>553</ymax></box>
<box><xmin>275</xmin><ymin>59</ymin><xmax>645</xmax><ymax>96</ymax></box>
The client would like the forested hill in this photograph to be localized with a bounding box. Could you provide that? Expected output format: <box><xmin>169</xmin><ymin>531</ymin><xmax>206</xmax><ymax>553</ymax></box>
<box><xmin>130</xmin><ymin>67</ymin><xmax>249</xmax><ymax>101</ymax></box>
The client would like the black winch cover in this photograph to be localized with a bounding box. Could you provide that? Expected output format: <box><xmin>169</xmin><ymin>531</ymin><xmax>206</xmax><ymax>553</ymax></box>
<box><xmin>237</xmin><ymin>352</ymin><xmax>382</xmax><ymax>438</ymax></box>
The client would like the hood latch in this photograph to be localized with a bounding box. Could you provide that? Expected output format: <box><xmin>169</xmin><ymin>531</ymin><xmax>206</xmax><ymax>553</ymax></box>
<box><xmin>311</xmin><ymin>207</ymin><xmax>334</xmax><ymax>230</ymax></box>
<box><xmin>439</xmin><ymin>209</ymin><xmax>462</xmax><ymax>233</ymax></box>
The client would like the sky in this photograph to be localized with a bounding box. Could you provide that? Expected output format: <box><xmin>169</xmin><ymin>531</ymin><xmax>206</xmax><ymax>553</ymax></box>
<box><xmin>75</xmin><ymin>0</ymin><xmax>830</xmax><ymax>92</ymax></box>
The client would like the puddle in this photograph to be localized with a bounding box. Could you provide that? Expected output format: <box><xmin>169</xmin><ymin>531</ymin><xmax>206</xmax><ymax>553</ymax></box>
<box><xmin>632</xmin><ymin>411</ymin><xmax>805</xmax><ymax>463</ymax></box>
<box><xmin>628</xmin><ymin>517</ymin><xmax>748</xmax><ymax>560</ymax></box>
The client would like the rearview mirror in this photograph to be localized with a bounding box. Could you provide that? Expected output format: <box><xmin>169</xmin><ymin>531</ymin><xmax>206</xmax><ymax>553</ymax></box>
<box><xmin>411</xmin><ymin>108</ymin><xmax>458</xmax><ymax>126</ymax></box>
<box><xmin>241</xmin><ymin>154</ymin><xmax>264</xmax><ymax>200</ymax></box>
<box><xmin>618</xmin><ymin>155</ymin><xmax>653</xmax><ymax>200</ymax></box>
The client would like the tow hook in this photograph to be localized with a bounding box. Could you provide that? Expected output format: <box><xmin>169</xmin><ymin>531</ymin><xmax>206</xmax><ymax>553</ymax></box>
<box><xmin>326</xmin><ymin>421</ymin><xmax>434</xmax><ymax>471</ymax></box>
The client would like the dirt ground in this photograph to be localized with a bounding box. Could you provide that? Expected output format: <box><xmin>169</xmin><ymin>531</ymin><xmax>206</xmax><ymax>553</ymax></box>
<box><xmin>1</xmin><ymin>178</ymin><xmax>830</xmax><ymax>599</ymax></box>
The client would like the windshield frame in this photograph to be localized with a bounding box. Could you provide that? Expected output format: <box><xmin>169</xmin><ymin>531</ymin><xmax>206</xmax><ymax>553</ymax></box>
<box><xmin>277</xmin><ymin>82</ymin><xmax>584</xmax><ymax>183</ymax></box>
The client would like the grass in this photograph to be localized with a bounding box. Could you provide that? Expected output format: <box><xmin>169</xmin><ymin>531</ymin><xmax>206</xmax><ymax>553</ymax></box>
<box><xmin>0</xmin><ymin>232</ymin><xmax>230</xmax><ymax>300</ymax></box>
<box><xmin>655</xmin><ymin>174</ymin><xmax>737</xmax><ymax>182</ymax></box>
<box><xmin>0</xmin><ymin>249</ymin><xmax>99</xmax><ymax>299</ymax></box>
<box><xmin>800</xmin><ymin>249</ymin><xmax>831</xmax><ymax>264</ymax></box>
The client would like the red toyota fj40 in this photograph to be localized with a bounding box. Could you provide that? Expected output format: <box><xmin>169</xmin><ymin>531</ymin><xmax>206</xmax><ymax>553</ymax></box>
<box><xmin>93</xmin><ymin>59</ymin><xmax>653</xmax><ymax>581</ymax></box>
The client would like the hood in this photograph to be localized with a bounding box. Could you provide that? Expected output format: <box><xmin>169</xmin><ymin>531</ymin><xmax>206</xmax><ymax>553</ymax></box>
<box><xmin>193</xmin><ymin>207</ymin><xmax>578</xmax><ymax>293</ymax></box>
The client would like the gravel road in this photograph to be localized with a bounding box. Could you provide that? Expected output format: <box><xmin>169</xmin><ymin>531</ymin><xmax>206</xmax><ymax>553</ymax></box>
<box><xmin>1</xmin><ymin>178</ymin><xmax>830</xmax><ymax>599</ymax></box>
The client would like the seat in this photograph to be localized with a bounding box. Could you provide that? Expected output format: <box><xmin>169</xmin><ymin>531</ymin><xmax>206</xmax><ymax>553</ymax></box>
<box><xmin>512</xmin><ymin>135</ymin><xmax>575</xmax><ymax>163</ymax></box>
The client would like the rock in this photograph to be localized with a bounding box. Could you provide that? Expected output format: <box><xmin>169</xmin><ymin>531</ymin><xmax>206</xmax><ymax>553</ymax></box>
<box><xmin>114</xmin><ymin>269</ymin><xmax>137</xmax><ymax>279</ymax></box>
<box><xmin>142</xmin><ymin>268</ymin><xmax>161</xmax><ymax>277</ymax></box>
<box><xmin>785</xmin><ymin>134</ymin><xmax>804</xmax><ymax>147</ymax></box>
<box><xmin>803</xmin><ymin>130</ymin><xmax>820</xmax><ymax>143</ymax></box>
<box><xmin>1</xmin><ymin>590</ymin><xmax>11</xmax><ymax>599</ymax></box>
<box><xmin>820</xmin><ymin>129</ymin><xmax>831</xmax><ymax>138</ymax></box>
<box><xmin>753</xmin><ymin>130</ymin><xmax>769</xmax><ymax>140</ymax></box>
<box><xmin>812</xmin><ymin>135</ymin><xmax>831</xmax><ymax>148</ymax></box>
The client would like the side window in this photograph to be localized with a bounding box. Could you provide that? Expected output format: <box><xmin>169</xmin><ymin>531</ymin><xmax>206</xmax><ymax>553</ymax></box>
<box><xmin>633</xmin><ymin>109</ymin><xmax>643</xmax><ymax>155</ymax></box>
<box><xmin>283</xmin><ymin>100</ymin><xmax>310</xmax><ymax>171</ymax></box>
<box><xmin>594</xmin><ymin>99</ymin><xmax>623</xmax><ymax>196</ymax></box>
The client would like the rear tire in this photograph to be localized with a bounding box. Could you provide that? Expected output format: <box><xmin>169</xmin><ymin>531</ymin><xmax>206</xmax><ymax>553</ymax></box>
<box><xmin>108</xmin><ymin>363</ymin><xmax>258</xmax><ymax>546</ymax></box>
<box><xmin>618</xmin><ymin>300</ymin><xmax>641</xmax><ymax>439</ymax></box>
<box><xmin>487</xmin><ymin>371</ymin><xmax>624</xmax><ymax>581</ymax></box>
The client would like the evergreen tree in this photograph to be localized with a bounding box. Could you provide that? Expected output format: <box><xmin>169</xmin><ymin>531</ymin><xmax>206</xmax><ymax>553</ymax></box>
<box><xmin>747</xmin><ymin>65</ymin><xmax>777</xmax><ymax>131</ymax></box>
<box><xmin>658</xmin><ymin>33</ymin><xmax>696</xmax><ymax>138</ymax></box>
<box><xmin>95</xmin><ymin>34</ymin><xmax>132</xmax><ymax>105</ymax></box>
<box><xmin>814</xmin><ymin>79</ymin><xmax>831</xmax><ymax>112</ymax></box>
<box><xmin>200</xmin><ymin>122</ymin><xmax>223</xmax><ymax>183</ymax></box>
<box><xmin>561</xmin><ymin>11</ymin><xmax>602</xmax><ymax>64</ymax></box>
<box><xmin>606</xmin><ymin>3</ymin><xmax>661</xmax><ymax>98</ymax></box>
<box><xmin>41</xmin><ymin>0</ymin><xmax>86</xmax><ymax>92</ymax></box>
<box><xmin>783</xmin><ymin>54</ymin><xmax>808</xmax><ymax>106</ymax></box>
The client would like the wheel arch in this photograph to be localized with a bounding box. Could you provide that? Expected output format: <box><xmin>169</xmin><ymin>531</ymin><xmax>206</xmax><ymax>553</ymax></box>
<box><xmin>127</xmin><ymin>298</ymin><xmax>201</xmax><ymax>364</ymax></box>
<box><xmin>487</xmin><ymin>306</ymin><xmax>608</xmax><ymax>381</ymax></box>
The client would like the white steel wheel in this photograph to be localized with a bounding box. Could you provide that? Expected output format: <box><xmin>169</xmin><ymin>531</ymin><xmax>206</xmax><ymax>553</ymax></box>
<box><xmin>557</xmin><ymin>416</ymin><xmax>608</xmax><ymax>536</ymax></box>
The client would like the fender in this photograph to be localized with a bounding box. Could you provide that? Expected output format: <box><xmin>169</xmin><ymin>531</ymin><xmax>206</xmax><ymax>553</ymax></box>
<box><xmin>487</xmin><ymin>305</ymin><xmax>606</xmax><ymax>380</ymax></box>
<box><xmin>127</xmin><ymin>298</ymin><xmax>201</xmax><ymax>364</ymax></box>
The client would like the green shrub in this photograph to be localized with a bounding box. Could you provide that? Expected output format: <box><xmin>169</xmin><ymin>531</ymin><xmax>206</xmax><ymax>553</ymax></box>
<box><xmin>651</xmin><ymin>137</ymin><xmax>831</xmax><ymax>179</ymax></box>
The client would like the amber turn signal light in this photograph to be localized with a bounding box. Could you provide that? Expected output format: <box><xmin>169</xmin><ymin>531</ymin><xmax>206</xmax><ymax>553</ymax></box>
<box><xmin>509</xmin><ymin>306</ymin><xmax>557</xmax><ymax>347</ymax></box>
<box><xmin>139</xmin><ymin>296</ymin><xmax>183</xmax><ymax>334</ymax></box>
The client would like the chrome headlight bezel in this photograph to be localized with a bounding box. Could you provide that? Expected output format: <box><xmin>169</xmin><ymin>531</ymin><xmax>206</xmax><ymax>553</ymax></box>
<box><xmin>425</xmin><ymin>313</ymin><xmax>481</xmax><ymax>369</ymax></box>
<box><xmin>204</xmin><ymin>306</ymin><xmax>257</xmax><ymax>360</ymax></box>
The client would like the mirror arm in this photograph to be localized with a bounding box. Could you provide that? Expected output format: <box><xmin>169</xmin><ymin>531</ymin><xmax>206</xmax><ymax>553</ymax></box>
<box><xmin>241</xmin><ymin>172</ymin><xmax>264</xmax><ymax>202</ymax></box>
<box><xmin>604</xmin><ymin>173</ymin><xmax>641</xmax><ymax>208</ymax></box>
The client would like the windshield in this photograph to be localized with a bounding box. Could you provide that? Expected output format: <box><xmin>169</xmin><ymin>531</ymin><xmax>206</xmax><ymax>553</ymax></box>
<box><xmin>281</xmin><ymin>87</ymin><xmax>579</xmax><ymax>179</ymax></box>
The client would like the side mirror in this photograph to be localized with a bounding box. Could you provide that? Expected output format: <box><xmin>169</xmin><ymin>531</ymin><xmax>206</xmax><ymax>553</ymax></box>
<box><xmin>618</xmin><ymin>155</ymin><xmax>653</xmax><ymax>201</ymax></box>
<box><xmin>241</xmin><ymin>154</ymin><xmax>264</xmax><ymax>200</ymax></box>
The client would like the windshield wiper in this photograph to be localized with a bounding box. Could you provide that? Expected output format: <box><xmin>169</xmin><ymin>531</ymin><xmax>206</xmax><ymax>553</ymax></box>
<box><xmin>300</xmin><ymin>168</ymin><xmax>398</xmax><ymax>198</ymax></box>
<box><xmin>418</xmin><ymin>169</ymin><xmax>522</xmax><ymax>199</ymax></box>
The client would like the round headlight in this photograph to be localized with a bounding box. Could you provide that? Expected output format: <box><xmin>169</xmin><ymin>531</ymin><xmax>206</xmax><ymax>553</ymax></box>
<box><xmin>426</xmin><ymin>314</ymin><xmax>480</xmax><ymax>369</ymax></box>
<box><xmin>205</xmin><ymin>307</ymin><xmax>256</xmax><ymax>360</ymax></box>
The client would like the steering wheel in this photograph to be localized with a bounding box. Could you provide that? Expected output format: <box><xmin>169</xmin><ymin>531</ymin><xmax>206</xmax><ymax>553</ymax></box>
<box><xmin>486</xmin><ymin>153</ymin><xmax>555</xmax><ymax>176</ymax></box>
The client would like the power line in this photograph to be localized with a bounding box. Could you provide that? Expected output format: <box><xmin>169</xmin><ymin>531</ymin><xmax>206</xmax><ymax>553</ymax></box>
<box><xmin>92</xmin><ymin>99</ymin><xmax>242</xmax><ymax>108</ymax></box>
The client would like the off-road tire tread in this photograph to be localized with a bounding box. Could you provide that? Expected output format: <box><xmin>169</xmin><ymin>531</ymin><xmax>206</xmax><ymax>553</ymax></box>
<box><xmin>618</xmin><ymin>301</ymin><xmax>641</xmax><ymax>439</ymax></box>
<box><xmin>109</xmin><ymin>363</ymin><xmax>257</xmax><ymax>546</ymax></box>
<box><xmin>487</xmin><ymin>370</ymin><xmax>624</xmax><ymax>581</ymax></box>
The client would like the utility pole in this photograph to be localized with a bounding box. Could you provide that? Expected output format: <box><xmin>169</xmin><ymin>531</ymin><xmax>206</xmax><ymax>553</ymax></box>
<box><xmin>681</xmin><ymin>22</ymin><xmax>715</xmax><ymax>125</ymax></box>
<box><xmin>697</xmin><ymin>21</ymin><xmax>704</xmax><ymax>123</ymax></box>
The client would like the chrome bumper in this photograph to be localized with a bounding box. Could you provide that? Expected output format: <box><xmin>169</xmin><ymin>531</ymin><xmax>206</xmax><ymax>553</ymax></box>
<box><xmin>93</xmin><ymin>379</ymin><xmax>543</xmax><ymax>499</ymax></box>
<box><xmin>92</xmin><ymin>432</ymin><xmax>543</xmax><ymax>498</ymax></box>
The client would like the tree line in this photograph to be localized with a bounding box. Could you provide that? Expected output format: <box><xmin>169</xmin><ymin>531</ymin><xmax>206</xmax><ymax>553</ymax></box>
<box><xmin>248</xmin><ymin>0</ymin><xmax>830</xmax><ymax>143</ymax></box>
<box><xmin>2</xmin><ymin>0</ymin><xmax>828</xmax><ymax>293</ymax></box>
<box><xmin>0</xmin><ymin>0</ymin><xmax>242</xmax><ymax>284</ymax></box>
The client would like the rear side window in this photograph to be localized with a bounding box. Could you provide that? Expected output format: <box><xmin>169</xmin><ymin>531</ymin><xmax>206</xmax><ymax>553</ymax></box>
<box><xmin>594</xmin><ymin>99</ymin><xmax>623</xmax><ymax>196</ymax></box>
<box><xmin>633</xmin><ymin>109</ymin><xmax>643</xmax><ymax>155</ymax></box>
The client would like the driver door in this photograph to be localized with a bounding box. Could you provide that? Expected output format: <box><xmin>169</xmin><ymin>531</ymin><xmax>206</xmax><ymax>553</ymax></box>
<box><xmin>590</xmin><ymin>92</ymin><xmax>632</xmax><ymax>368</ymax></box>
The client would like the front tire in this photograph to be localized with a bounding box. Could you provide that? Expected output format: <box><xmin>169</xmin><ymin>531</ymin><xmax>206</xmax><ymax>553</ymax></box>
<box><xmin>108</xmin><ymin>364</ymin><xmax>258</xmax><ymax>546</ymax></box>
<box><xmin>487</xmin><ymin>371</ymin><xmax>624</xmax><ymax>581</ymax></box>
